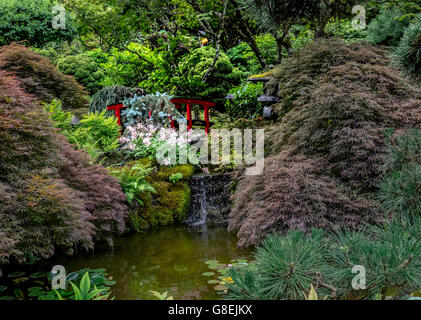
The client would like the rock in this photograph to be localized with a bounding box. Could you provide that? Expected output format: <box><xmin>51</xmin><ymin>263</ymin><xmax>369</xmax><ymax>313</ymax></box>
<box><xmin>70</xmin><ymin>115</ymin><xmax>80</xmax><ymax>126</ymax></box>
<box><xmin>263</xmin><ymin>106</ymin><xmax>272</xmax><ymax>119</ymax></box>
<box><xmin>257</xmin><ymin>95</ymin><xmax>279</xmax><ymax>103</ymax></box>
<box><xmin>187</xmin><ymin>173</ymin><xmax>232</xmax><ymax>226</ymax></box>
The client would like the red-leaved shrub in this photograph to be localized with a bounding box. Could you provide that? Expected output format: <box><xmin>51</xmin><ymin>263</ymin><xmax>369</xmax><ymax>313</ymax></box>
<box><xmin>0</xmin><ymin>44</ymin><xmax>88</xmax><ymax>110</ymax></box>
<box><xmin>0</xmin><ymin>47</ymin><xmax>128</xmax><ymax>265</ymax></box>
<box><xmin>229</xmin><ymin>40</ymin><xmax>421</xmax><ymax>248</ymax></box>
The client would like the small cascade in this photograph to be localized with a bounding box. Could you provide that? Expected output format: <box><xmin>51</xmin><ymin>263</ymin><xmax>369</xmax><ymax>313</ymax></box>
<box><xmin>187</xmin><ymin>174</ymin><xmax>232</xmax><ymax>226</ymax></box>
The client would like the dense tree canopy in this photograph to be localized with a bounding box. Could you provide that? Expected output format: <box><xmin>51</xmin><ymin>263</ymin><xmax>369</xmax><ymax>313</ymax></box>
<box><xmin>0</xmin><ymin>0</ymin><xmax>76</xmax><ymax>47</ymax></box>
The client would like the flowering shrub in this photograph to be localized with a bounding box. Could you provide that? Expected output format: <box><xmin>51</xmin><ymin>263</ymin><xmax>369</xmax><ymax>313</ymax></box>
<box><xmin>120</xmin><ymin>122</ymin><xmax>202</xmax><ymax>166</ymax></box>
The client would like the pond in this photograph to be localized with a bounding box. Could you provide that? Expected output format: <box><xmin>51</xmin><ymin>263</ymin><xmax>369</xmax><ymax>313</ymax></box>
<box><xmin>53</xmin><ymin>225</ymin><xmax>252</xmax><ymax>300</ymax></box>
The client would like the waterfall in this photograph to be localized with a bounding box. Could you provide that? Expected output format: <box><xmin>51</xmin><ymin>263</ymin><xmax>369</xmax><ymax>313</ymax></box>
<box><xmin>187</xmin><ymin>173</ymin><xmax>231</xmax><ymax>226</ymax></box>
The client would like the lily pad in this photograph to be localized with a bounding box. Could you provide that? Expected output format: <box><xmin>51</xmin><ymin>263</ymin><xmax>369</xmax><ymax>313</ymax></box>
<box><xmin>0</xmin><ymin>285</ymin><xmax>7</xmax><ymax>293</ymax></box>
<box><xmin>174</xmin><ymin>265</ymin><xmax>188</xmax><ymax>272</ymax></box>
<box><xmin>30</xmin><ymin>272</ymin><xmax>46</xmax><ymax>279</ymax></box>
<box><xmin>214</xmin><ymin>285</ymin><xmax>228</xmax><ymax>291</ymax></box>
<box><xmin>205</xmin><ymin>260</ymin><xmax>219</xmax><ymax>265</ymax></box>
<box><xmin>13</xmin><ymin>289</ymin><xmax>24</xmax><ymax>300</ymax></box>
<box><xmin>207</xmin><ymin>280</ymin><xmax>219</xmax><ymax>284</ymax></box>
<box><xmin>7</xmin><ymin>272</ymin><xmax>25</xmax><ymax>278</ymax></box>
<box><xmin>13</xmin><ymin>277</ymin><xmax>29</xmax><ymax>284</ymax></box>
<box><xmin>201</xmin><ymin>272</ymin><xmax>215</xmax><ymax>277</ymax></box>
<box><xmin>0</xmin><ymin>296</ymin><xmax>16</xmax><ymax>300</ymax></box>
<box><xmin>28</xmin><ymin>290</ymin><xmax>46</xmax><ymax>297</ymax></box>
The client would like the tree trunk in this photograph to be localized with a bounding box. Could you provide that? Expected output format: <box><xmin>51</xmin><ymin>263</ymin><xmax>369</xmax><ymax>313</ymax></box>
<box><xmin>229</xmin><ymin>0</ymin><xmax>267</xmax><ymax>70</ymax></box>
<box><xmin>275</xmin><ymin>35</ymin><xmax>284</xmax><ymax>64</ymax></box>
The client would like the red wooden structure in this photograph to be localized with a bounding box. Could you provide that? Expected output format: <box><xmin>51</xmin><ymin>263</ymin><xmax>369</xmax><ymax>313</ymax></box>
<box><xmin>107</xmin><ymin>98</ymin><xmax>215</xmax><ymax>134</ymax></box>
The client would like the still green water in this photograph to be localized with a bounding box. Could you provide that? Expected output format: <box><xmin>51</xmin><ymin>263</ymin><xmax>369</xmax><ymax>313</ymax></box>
<box><xmin>55</xmin><ymin>225</ymin><xmax>252</xmax><ymax>300</ymax></box>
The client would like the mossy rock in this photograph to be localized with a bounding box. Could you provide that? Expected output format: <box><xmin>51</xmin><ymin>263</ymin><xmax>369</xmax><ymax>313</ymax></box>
<box><xmin>128</xmin><ymin>162</ymin><xmax>195</xmax><ymax>230</ymax></box>
<box><xmin>129</xmin><ymin>210</ymin><xmax>151</xmax><ymax>233</ymax></box>
<box><xmin>154</xmin><ymin>164</ymin><xmax>195</xmax><ymax>181</ymax></box>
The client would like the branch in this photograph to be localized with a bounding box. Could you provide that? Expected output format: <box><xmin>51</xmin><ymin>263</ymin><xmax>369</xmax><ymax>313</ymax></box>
<box><xmin>202</xmin><ymin>0</ymin><xmax>229</xmax><ymax>83</ymax></box>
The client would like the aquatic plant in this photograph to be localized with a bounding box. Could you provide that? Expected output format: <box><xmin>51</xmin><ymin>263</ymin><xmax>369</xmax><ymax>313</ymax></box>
<box><xmin>55</xmin><ymin>272</ymin><xmax>110</xmax><ymax>301</ymax></box>
<box><xmin>203</xmin><ymin>258</ymin><xmax>251</xmax><ymax>297</ymax></box>
<box><xmin>0</xmin><ymin>268</ymin><xmax>115</xmax><ymax>301</ymax></box>
<box><xmin>149</xmin><ymin>291</ymin><xmax>173</xmax><ymax>300</ymax></box>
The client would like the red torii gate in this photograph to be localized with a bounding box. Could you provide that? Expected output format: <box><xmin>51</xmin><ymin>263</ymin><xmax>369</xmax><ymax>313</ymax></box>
<box><xmin>107</xmin><ymin>98</ymin><xmax>215</xmax><ymax>134</ymax></box>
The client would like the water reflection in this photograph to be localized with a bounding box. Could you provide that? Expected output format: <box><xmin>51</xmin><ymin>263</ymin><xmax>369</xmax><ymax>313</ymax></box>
<box><xmin>55</xmin><ymin>225</ymin><xmax>252</xmax><ymax>300</ymax></box>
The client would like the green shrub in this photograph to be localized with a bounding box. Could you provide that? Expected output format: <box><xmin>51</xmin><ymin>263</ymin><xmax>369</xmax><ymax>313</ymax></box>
<box><xmin>174</xmin><ymin>46</ymin><xmax>245</xmax><ymax>101</ymax></box>
<box><xmin>225</xmin><ymin>82</ymin><xmax>263</xmax><ymax>120</ymax></box>
<box><xmin>226</xmin><ymin>218</ymin><xmax>421</xmax><ymax>300</ymax></box>
<box><xmin>227</xmin><ymin>34</ymin><xmax>278</xmax><ymax>74</ymax></box>
<box><xmin>367</xmin><ymin>8</ymin><xmax>410</xmax><ymax>46</ymax></box>
<box><xmin>325</xmin><ymin>19</ymin><xmax>367</xmax><ymax>43</ymax></box>
<box><xmin>329</xmin><ymin>217</ymin><xmax>421</xmax><ymax>299</ymax></box>
<box><xmin>89</xmin><ymin>85</ymin><xmax>146</xmax><ymax>115</ymax></box>
<box><xmin>393</xmin><ymin>19</ymin><xmax>421</xmax><ymax>80</ymax></box>
<box><xmin>243</xmin><ymin>230</ymin><xmax>328</xmax><ymax>300</ymax></box>
<box><xmin>169</xmin><ymin>173</ymin><xmax>183</xmax><ymax>184</ymax></box>
<box><xmin>58</xmin><ymin>54</ymin><xmax>105</xmax><ymax>94</ymax></box>
<box><xmin>101</xmin><ymin>42</ymin><xmax>174</xmax><ymax>93</ymax></box>
<box><xmin>0</xmin><ymin>0</ymin><xmax>76</xmax><ymax>47</ymax></box>
<box><xmin>109</xmin><ymin>163</ymin><xmax>156</xmax><ymax>205</ymax></box>
<box><xmin>45</xmin><ymin>100</ymin><xmax>120</xmax><ymax>159</ymax></box>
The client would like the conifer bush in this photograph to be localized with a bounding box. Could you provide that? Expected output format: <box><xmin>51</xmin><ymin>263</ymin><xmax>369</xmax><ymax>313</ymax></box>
<box><xmin>377</xmin><ymin>128</ymin><xmax>421</xmax><ymax>218</ymax></box>
<box><xmin>58</xmin><ymin>54</ymin><xmax>105</xmax><ymax>94</ymax></box>
<box><xmin>226</xmin><ymin>217</ymin><xmax>421</xmax><ymax>300</ymax></box>
<box><xmin>393</xmin><ymin>19</ymin><xmax>421</xmax><ymax>81</ymax></box>
<box><xmin>366</xmin><ymin>8</ymin><xmax>409</xmax><ymax>46</ymax></box>
<box><xmin>174</xmin><ymin>46</ymin><xmax>245</xmax><ymax>101</ymax></box>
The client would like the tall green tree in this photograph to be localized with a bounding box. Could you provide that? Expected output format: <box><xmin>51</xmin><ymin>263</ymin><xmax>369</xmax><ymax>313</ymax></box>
<box><xmin>238</xmin><ymin>0</ymin><xmax>359</xmax><ymax>62</ymax></box>
<box><xmin>0</xmin><ymin>0</ymin><xmax>76</xmax><ymax>47</ymax></box>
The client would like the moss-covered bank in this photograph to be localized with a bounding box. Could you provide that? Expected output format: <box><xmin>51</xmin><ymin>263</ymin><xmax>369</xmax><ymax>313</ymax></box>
<box><xmin>128</xmin><ymin>161</ymin><xmax>195</xmax><ymax>232</ymax></box>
